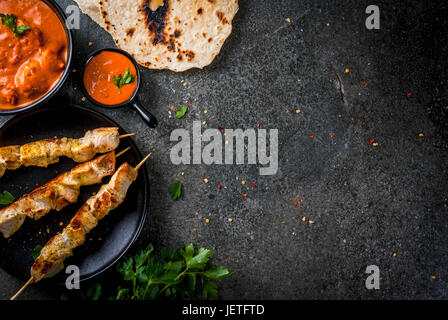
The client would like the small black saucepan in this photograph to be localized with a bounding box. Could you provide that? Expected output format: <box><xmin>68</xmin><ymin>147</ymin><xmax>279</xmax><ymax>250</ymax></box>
<box><xmin>80</xmin><ymin>48</ymin><xmax>158</xmax><ymax>128</ymax></box>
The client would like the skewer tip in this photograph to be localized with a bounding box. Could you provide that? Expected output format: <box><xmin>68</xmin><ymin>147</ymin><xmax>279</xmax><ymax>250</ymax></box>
<box><xmin>118</xmin><ymin>133</ymin><xmax>136</xmax><ymax>139</ymax></box>
<box><xmin>10</xmin><ymin>277</ymin><xmax>34</xmax><ymax>300</ymax></box>
<box><xmin>135</xmin><ymin>152</ymin><xmax>153</xmax><ymax>170</ymax></box>
<box><xmin>115</xmin><ymin>147</ymin><xmax>131</xmax><ymax>158</ymax></box>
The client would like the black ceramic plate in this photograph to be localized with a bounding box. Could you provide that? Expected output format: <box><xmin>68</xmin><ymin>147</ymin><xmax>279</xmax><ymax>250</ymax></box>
<box><xmin>0</xmin><ymin>104</ymin><xmax>148</xmax><ymax>283</ymax></box>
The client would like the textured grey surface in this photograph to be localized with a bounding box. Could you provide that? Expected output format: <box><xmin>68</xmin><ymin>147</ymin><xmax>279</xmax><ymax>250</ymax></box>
<box><xmin>1</xmin><ymin>0</ymin><xmax>447</xmax><ymax>299</ymax></box>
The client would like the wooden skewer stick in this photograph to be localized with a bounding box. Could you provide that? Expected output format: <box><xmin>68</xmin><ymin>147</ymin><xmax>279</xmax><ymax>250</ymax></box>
<box><xmin>10</xmin><ymin>277</ymin><xmax>34</xmax><ymax>300</ymax></box>
<box><xmin>136</xmin><ymin>152</ymin><xmax>153</xmax><ymax>170</ymax></box>
<box><xmin>118</xmin><ymin>133</ymin><xmax>136</xmax><ymax>139</ymax></box>
<box><xmin>115</xmin><ymin>147</ymin><xmax>131</xmax><ymax>158</ymax></box>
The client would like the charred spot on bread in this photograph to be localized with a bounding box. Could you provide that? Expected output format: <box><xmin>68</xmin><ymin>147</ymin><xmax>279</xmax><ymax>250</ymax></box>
<box><xmin>140</xmin><ymin>0</ymin><xmax>169</xmax><ymax>45</ymax></box>
<box><xmin>126</xmin><ymin>28</ymin><xmax>136</xmax><ymax>37</ymax></box>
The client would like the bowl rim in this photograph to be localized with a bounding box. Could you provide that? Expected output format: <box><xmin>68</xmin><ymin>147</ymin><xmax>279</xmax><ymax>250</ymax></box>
<box><xmin>80</xmin><ymin>47</ymin><xmax>142</xmax><ymax>109</ymax></box>
<box><xmin>0</xmin><ymin>0</ymin><xmax>73</xmax><ymax>115</ymax></box>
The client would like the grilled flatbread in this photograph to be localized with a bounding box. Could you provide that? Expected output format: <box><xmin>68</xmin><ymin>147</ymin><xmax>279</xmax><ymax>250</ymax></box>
<box><xmin>73</xmin><ymin>0</ymin><xmax>105</xmax><ymax>28</ymax></box>
<box><xmin>98</xmin><ymin>0</ymin><xmax>239</xmax><ymax>72</ymax></box>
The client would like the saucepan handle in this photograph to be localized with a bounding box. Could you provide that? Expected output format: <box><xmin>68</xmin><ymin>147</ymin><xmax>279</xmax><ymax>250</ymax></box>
<box><xmin>131</xmin><ymin>99</ymin><xmax>158</xmax><ymax>128</ymax></box>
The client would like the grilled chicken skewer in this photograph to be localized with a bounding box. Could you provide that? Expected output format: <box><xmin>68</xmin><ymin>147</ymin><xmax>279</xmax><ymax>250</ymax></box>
<box><xmin>0</xmin><ymin>127</ymin><xmax>134</xmax><ymax>178</ymax></box>
<box><xmin>0</xmin><ymin>152</ymin><xmax>118</xmax><ymax>239</ymax></box>
<box><xmin>10</xmin><ymin>153</ymin><xmax>152</xmax><ymax>300</ymax></box>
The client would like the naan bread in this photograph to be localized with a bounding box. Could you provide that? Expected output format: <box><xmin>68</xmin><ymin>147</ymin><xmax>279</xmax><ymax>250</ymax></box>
<box><xmin>98</xmin><ymin>0</ymin><xmax>239</xmax><ymax>72</ymax></box>
<box><xmin>73</xmin><ymin>0</ymin><xmax>105</xmax><ymax>28</ymax></box>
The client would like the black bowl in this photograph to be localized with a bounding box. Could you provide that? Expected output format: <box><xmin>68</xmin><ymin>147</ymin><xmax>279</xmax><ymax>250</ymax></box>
<box><xmin>0</xmin><ymin>0</ymin><xmax>73</xmax><ymax>115</ymax></box>
<box><xmin>80</xmin><ymin>48</ymin><xmax>158</xmax><ymax>128</ymax></box>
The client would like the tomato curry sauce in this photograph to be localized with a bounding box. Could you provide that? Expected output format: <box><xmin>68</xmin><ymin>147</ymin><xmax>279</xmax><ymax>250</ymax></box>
<box><xmin>83</xmin><ymin>51</ymin><xmax>138</xmax><ymax>106</ymax></box>
<box><xmin>0</xmin><ymin>0</ymin><xmax>68</xmax><ymax>110</ymax></box>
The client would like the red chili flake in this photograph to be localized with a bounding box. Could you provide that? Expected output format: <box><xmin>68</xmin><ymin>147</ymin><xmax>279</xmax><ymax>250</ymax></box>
<box><xmin>255</xmin><ymin>214</ymin><xmax>259</xmax><ymax>218</ymax></box>
<box><xmin>362</xmin><ymin>82</ymin><xmax>368</xmax><ymax>86</ymax></box>
<box><xmin>309</xmin><ymin>133</ymin><xmax>314</xmax><ymax>138</ymax></box>
<box><xmin>188</xmin><ymin>103</ymin><xmax>192</xmax><ymax>107</ymax></box>
<box><xmin>330</xmin><ymin>133</ymin><xmax>335</xmax><ymax>137</ymax></box>
<box><xmin>250</xmin><ymin>183</ymin><xmax>256</xmax><ymax>188</ymax></box>
<box><xmin>256</xmin><ymin>124</ymin><xmax>261</xmax><ymax>128</ymax></box>
<box><xmin>218</xmin><ymin>126</ymin><xmax>224</xmax><ymax>131</ymax></box>
<box><xmin>242</xmin><ymin>193</ymin><xmax>247</xmax><ymax>198</ymax></box>
<box><xmin>407</xmin><ymin>92</ymin><xmax>412</xmax><ymax>97</ymax></box>
<box><xmin>261</xmin><ymin>212</ymin><xmax>265</xmax><ymax>216</ymax></box>
<box><xmin>369</xmin><ymin>138</ymin><xmax>375</xmax><ymax>144</ymax></box>
<box><xmin>217</xmin><ymin>184</ymin><xmax>222</xmax><ymax>189</ymax></box>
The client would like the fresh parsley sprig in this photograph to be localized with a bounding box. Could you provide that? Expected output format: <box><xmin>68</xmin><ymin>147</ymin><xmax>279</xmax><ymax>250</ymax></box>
<box><xmin>112</xmin><ymin>67</ymin><xmax>136</xmax><ymax>94</ymax></box>
<box><xmin>0</xmin><ymin>13</ymin><xmax>30</xmax><ymax>37</ymax></box>
<box><xmin>83</xmin><ymin>243</ymin><xmax>232</xmax><ymax>300</ymax></box>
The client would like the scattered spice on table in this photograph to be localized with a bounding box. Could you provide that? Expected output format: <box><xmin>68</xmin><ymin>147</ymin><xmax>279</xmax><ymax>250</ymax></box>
<box><xmin>330</xmin><ymin>132</ymin><xmax>335</xmax><ymax>137</ymax></box>
<box><xmin>362</xmin><ymin>82</ymin><xmax>368</xmax><ymax>86</ymax></box>
<box><xmin>407</xmin><ymin>92</ymin><xmax>412</xmax><ymax>97</ymax></box>
<box><xmin>242</xmin><ymin>193</ymin><xmax>247</xmax><ymax>198</ymax></box>
<box><xmin>309</xmin><ymin>133</ymin><xmax>314</xmax><ymax>138</ymax></box>
<box><xmin>250</xmin><ymin>183</ymin><xmax>256</xmax><ymax>188</ymax></box>
<box><xmin>217</xmin><ymin>184</ymin><xmax>222</xmax><ymax>189</ymax></box>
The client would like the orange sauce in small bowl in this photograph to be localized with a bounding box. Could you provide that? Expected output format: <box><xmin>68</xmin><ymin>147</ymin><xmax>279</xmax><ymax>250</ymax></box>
<box><xmin>83</xmin><ymin>51</ymin><xmax>138</xmax><ymax>106</ymax></box>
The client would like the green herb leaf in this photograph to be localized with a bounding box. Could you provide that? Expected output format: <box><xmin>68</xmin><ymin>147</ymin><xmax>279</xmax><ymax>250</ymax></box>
<box><xmin>202</xmin><ymin>280</ymin><xmax>219</xmax><ymax>300</ymax></box>
<box><xmin>1</xmin><ymin>13</ymin><xmax>30</xmax><ymax>37</ymax></box>
<box><xmin>112</xmin><ymin>67</ymin><xmax>136</xmax><ymax>94</ymax></box>
<box><xmin>14</xmin><ymin>25</ymin><xmax>30</xmax><ymax>36</ymax></box>
<box><xmin>135</xmin><ymin>244</ymin><xmax>154</xmax><ymax>268</ymax></box>
<box><xmin>184</xmin><ymin>247</ymin><xmax>213</xmax><ymax>270</ymax></box>
<box><xmin>117</xmin><ymin>257</ymin><xmax>135</xmax><ymax>281</ymax></box>
<box><xmin>168</xmin><ymin>181</ymin><xmax>182</xmax><ymax>200</ymax></box>
<box><xmin>203</xmin><ymin>266</ymin><xmax>232</xmax><ymax>280</ymax></box>
<box><xmin>32</xmin><ymin>245</ymin><xmax>43</xmax><ymax>260</ymax></box>
<box><xmin>0</xmin><ymin>190</ymin><xmax>14</xmax><ymax>205</ymax></box>
<box><xmin>115</xmin><ymin>287</ymin><xmax>130</xmax><ymax>300</ymax></box>
<box><xmin>86</xmin><ymin>283</ymin><xmax>102</xmax><ymax>300</ymax></box>
<box><xmin>175</xmin><ymin>106</ymin><xmax>188</xmax><ymax>119</ymax></box>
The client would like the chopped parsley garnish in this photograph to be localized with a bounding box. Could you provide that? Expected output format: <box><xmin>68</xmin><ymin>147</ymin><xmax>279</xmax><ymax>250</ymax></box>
<box><xmin>0</xmin><ymin>13</ymin><xmax>30</xmax><ymax>37</ymax></box>
<box><xmin>112</xmin><ymin>67</ymin><xmax>136</xmax><ymax>94</ymax></box>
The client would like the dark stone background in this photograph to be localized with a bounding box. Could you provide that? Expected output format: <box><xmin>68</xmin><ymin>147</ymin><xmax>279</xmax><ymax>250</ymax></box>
<box><xmin>1</xmin><ymin>0</ymin><xmax>447</xmax><ymax>299</ymax></box>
